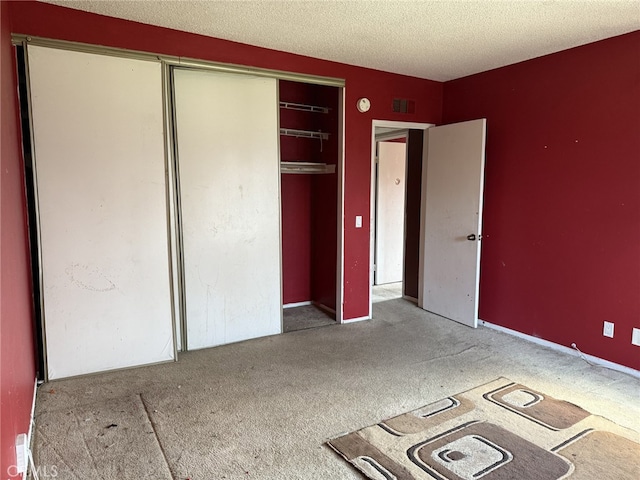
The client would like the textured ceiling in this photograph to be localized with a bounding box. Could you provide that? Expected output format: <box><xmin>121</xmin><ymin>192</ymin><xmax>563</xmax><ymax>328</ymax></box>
<box><xmin>41</xmin><ymin>0</ymin><xmax>640</xmax><ymax>81</ymax></box>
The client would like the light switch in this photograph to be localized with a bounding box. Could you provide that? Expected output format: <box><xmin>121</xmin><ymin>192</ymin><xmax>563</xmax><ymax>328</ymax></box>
<box><xmin>355</xmin><ymin>216</ymin><xmax>363</xmax><ymax>228</ymax></box>
<box><xmin>603</xmin><ymin>321</ymin><xmax>614</xmax><ymax>338</ymax></box>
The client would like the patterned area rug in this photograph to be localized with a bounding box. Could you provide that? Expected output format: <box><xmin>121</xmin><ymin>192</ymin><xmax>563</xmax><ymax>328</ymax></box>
<box><xmin>328</xmin><ymin>378</ymin><xmax>640</xmax><ymax>479</ymax></box>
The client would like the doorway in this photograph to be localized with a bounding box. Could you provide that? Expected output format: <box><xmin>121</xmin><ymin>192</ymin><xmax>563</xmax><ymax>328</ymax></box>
<box><xmin>370</xmin><ymin>119</ymin><xmax>487</xmax><ymax>328</ymax></box>
<box><xmin>374</xmin><ymin>134</ymin><xmax>407</xmax><ymax>286</ymax></box>
<box><xmin>369</xmin><ymin>120</ymin><xmax>433</xmax><ymax>317</ymax></box>
<box><xmin>372</xmin><ymin>131</ymin><xmax>407</xmax><ymax>305</ymax></box>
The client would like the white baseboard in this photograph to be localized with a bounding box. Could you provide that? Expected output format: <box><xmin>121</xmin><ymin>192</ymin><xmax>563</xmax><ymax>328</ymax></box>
<box><xmin>343</xmin><ymin>315</ymin><xmax>370</xmax><ymax>324</ymax></box>
<box><xmin>480</xmin><ymin>320</ymin><xmax>640</xmax><ymax>379</ymax></box>
<box><xmin>283</xmin><ymin>301</ymin><xmax>337</xmax><ymax>317</ymax></box>
<box><xmin>403</xmin><ymin>295</ymin><xmax>418</xmax><ymax>304</ymax></box>
<box><xmin>28</xmin><ymin>378</ymin><xmax>37</xmax><ymax>444</ymax></box>
<box><xmin>21</xmin><ymin>377</ymin><xmax>38</xmax><ymax>479</ymax></box>
<box><xmin>283</xmin><ymin>301</ymin><xmax>312</xmax><ymax>309</ymax></box>
<box><xmin>312</xmin><ymin>301</ymin><xmax>336</xmax><ymax>316</ymax></box>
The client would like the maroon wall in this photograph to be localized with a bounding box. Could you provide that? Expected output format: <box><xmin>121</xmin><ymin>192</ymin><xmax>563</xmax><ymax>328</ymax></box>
<box><xmin>443</xmin><ymin>31</ymin><xmax>640</xmax><ymax>369</ymax></box>
<box><xmin>310</xmin><ymin>85</ymin><xmax>340</xmax><ymax>311</ymax></box>
<box><xmin>7</xmin><ymin>0</ymin><xmax>443</xmax><ymax>320</ymax></box>
<box><xmin>1</xmin><ymin>12</ymin><xmax>636</xmax><ymax>475</ymax></box>
<box><xmin>1</xmin><ymin>1</ymin><xmax>37</xmax><ymax>475</ymax></box>
<box><xmin>280</xmin><ymin>81</ymin><xmax>314</xmax><ymax>305</ymax></box>
<box><xmin>281</xmin><ymin>174</ymin><xmax>312</xmax><ymax>304</ymax></box>
<box><xmin>280</xmin><ymin>81</ymin><xmax>339</xmax><ymax>309</ymax></box>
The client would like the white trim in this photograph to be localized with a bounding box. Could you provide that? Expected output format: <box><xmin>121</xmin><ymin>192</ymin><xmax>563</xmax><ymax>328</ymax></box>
<box><xmin>27</xmin><ymin>378</ymin><xmax>37</xmax><ymax>447</ymax></box>
<box><xmin>283</xmin><ymin>301</ymin><xmax>312</xmax><ymax>309</ymax></box>
<box><xmin>277</xmin><ymin>83</ymin><xmax>284</xmax><ymax>335</ymax></box>
<box><xmin>375</xmin><ymin>130</ymin><xmax>408</xmax><ymax>142</ymax></box>
<box><xmin>403</xmin><ymin>295</ymin><xmax>418</xmax><ymax>304</ymax></box>
<box><xmin>372</xmin><ymin>120</ymin><xmax>434</xmax><ymax>130</ymax></box>
<box><xmin>480</xmin><ymin>320</ymin><xmax>640</xmax><ymax>379</ymax></box>
<box><xmin>369</xmin><ymin>127</ymin><xmax>376</xmax><ymax>306</ymax></box>
<box><xmin>343</xmin><ymin>315</ymin><xmax>370</xmax><ymax>323</ymax></box>
<box><xmin>369</xmin><ymin>120</ymin><xmax>434</xmax><ymax>323</ymax></box>
<box><xmin>336</xmin><ymin>87</ymin><xmax>346</xmax><ymax>324</ymax></box>
<box><xmin>18</xmin><ymin>377</ymin><xmax>39</xmax><ymax>480</ymax></box>
<box><xmin>283</xmin><ymin>301</ymin><xmax>337</xmax><ymax>316</ymax></box>
<box><xmin>313</xmin><ymin>302</ymin><xmax>337</xmax><ymax>316</ymax></box>
<box><xmin>417</xmin><ymin>137</ymin><xmax>429</xmax><ymax>309</ymax></box>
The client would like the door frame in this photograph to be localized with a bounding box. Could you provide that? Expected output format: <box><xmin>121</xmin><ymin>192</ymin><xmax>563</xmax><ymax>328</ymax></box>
<box><xmin>336</xmin><ymin>87</ymin><xmax>346</xmax><ymax>323</ymax></box>
<box><xmin>369</xmin><ymin>120</ymin><xmax>434</xmax><ymax>319</ymax></box>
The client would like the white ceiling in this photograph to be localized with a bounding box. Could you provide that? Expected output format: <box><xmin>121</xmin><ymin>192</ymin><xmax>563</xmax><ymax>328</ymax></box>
<box><xmin>42</xmin><ymin>0</ymin><xmax>640</xmax><ymax>81</ymax></box>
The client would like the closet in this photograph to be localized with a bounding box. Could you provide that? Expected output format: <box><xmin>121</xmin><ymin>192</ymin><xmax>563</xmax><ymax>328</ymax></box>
<box><xmin>18</xmin><ymin>36</ymin><xmax>344</xmax><ymax>380</ymax></box>
<box><xmin>279</xmin><ymin>81</ymin><xmax>340</xmax><ymax>319</ymax></box>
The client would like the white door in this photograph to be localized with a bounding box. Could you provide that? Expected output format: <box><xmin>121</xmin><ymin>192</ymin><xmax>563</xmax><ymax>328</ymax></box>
<box><xmin>173</xmin><ymin>68</ymin><xmax>282</xmax><ymax>350</ymax></box>
<box><xmin>420</xmin><ymin>119</ymin><xmax>486</xmax><ymax>328</ymax></box>
<box><xmin>28</xmin><ymin>46</ymin><xmax>175</xmax><ymax>379</ymax></box>
<box><xmin>375</xmin><ymin>141</ymin><xmax>407</xmax><ymax>284</ymax></box>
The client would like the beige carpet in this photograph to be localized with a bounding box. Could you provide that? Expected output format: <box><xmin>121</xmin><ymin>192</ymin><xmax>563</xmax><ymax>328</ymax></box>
<box><xmin>31</xmin><ymin>296</ymin><xmax>640</xmax><ymax>479</ymax></box>
<box><xmin>328</xmin><ymin>377</ymin><xmax>640</xmax><ymax>479</ymax></box>
<box><xmin>283</xmin><ymin>304</ymin><xmax>335</xmax><ymax>332</ymax></box>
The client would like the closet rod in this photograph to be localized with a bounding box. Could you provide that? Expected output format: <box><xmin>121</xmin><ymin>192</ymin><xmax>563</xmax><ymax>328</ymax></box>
<box><xmin>280</xmin><ymin>162</ymin><xmax>336</xmax><ymax>174</ymax></box>
<box><xmin>279</xmin><ymin>128</ymin><xmax>329</xmax><ymax>140</ymax></box>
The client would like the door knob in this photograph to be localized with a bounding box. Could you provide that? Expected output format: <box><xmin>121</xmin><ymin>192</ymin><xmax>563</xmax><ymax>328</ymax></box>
<box><xmin>466</xmin><ymin>234</ymin><xmax>476</xmax><ymax>241</ymax></box>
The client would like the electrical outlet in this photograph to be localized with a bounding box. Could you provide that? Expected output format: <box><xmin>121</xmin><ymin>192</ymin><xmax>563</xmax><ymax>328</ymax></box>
<box><xmin>15</xmin><ymin>433</ymin><xmax>28</xmax><ymax>474</ymax></box>
<box><xmin>603</xmin><ymin>321</ymin><xmax>614</xmax><ymax>338</ymax></box>
<box><xmin>632</xmin><ymin>328</ymin><xmax>640</xmax><ymax>346</ymax></box>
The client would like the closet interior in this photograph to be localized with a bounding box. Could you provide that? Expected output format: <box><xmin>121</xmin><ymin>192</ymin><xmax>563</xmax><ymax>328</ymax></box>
<box><xmin>279</xmin><ymin>80</ymin><xmax>339</xmax><ymax>331</ymax></box>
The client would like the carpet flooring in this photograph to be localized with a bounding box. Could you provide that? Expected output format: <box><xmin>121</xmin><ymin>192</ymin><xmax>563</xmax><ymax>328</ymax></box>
<box><xmin>283</xmin><ymin>304</ymin><xmax>335</xmax><ymax>333</ymax></box>
<box><xmin>371</xmin><ymin>282</ymin><xmax>404</xmax><ymax>303</ymax></box>
<box><xmin>32</xmin><ymin>290</ymin><xmax>640</xmax><ymax>479</ymax></box>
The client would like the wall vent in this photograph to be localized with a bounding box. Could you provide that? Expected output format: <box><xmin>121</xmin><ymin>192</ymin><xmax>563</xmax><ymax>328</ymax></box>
<box><xmin>392</xmin><ymin>98</ymin><xmax>415</xmax><ymax>114</ymax></box>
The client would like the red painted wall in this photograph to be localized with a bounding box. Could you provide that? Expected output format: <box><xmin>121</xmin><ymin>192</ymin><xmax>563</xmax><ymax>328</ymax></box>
<box><xmin>310</xmin><ymin>85</ymin><xmax>340</xmax><ymax>311</ymax></box>
<box><xmin>280</xmin><ymin>81</ymin><xmax>339</xmax><ymax>308</ymax></box>
<box><xmin>1</xmin><ymin>1</ymin><xmax>37</xmax><ymax>476</ymax></box>
<box><xmin>280</xmin><ymin>81</ymin><xmax>314</xmax><ymax>305</ymax></box>
<box><xmin>443</xmin><ymin>31</ymin><xmax>640</xmax><ymax>369</ymax></box>
<box><xmin>281</xmin><ymin>174</ymin><xmax>312</xmax><ymax>304</ymax></box>
<box><xmin>7</xmin><ymin>1</ymin><xmax>442</xmax><ymax>320</ymax></box>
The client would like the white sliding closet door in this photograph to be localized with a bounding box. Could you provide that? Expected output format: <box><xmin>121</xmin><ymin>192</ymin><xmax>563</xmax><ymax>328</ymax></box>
<box><xmin>173</xmin><ymin>69</ymin><xmax>282</xmax><ymax>350</ymax></box>
<box><xmin>28</xmin><ymin>46</ymin><xmax>175</xmax><ymax>379</ymax></box>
